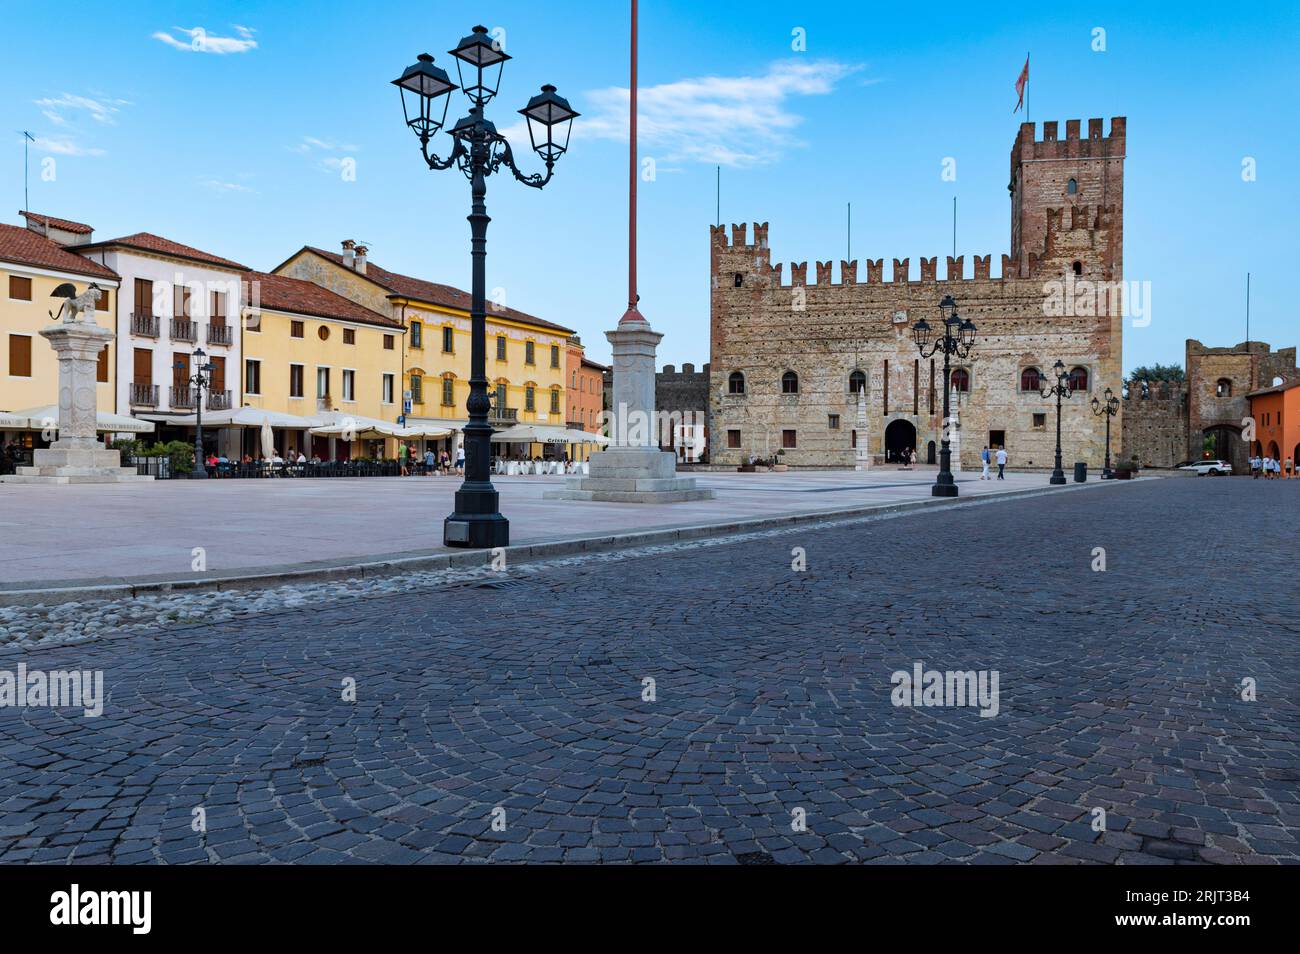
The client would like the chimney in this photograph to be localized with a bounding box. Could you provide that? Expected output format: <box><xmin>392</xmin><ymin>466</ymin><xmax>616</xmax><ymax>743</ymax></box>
<box><xmin>354</xmin><ymin>245</ymin><xmax>368</xmax><ymax>275</ymax></box>
<box><xmin>342</xmin><ymin>239</ymin><xmax>356</xmax><ymax>269</ymax></box>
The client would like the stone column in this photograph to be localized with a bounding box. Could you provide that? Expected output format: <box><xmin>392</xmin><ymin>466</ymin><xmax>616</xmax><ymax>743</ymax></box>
<box><xmin>5</xmin><ymin>322</ymin><xmax>150</xmax><ymax>483</ymax></box>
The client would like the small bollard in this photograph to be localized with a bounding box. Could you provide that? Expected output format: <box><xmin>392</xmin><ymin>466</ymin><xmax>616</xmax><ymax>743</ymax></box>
<box><xmin>1074</xmin><ymin>462</ymin><xmax>1088</xmax><ymax>483</ymax></box>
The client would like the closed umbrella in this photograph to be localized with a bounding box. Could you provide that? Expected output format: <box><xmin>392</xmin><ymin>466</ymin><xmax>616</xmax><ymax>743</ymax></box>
<box><xmin>260</xmin><ymin>416</ymin><xmax>275</xmax><ymax>459</ymax></box>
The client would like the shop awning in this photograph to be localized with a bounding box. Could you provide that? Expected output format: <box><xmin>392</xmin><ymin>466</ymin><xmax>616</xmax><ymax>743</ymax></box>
<box><xmin>492</xmin><ymin>423</ymin><xmax>608</xmax><ymax>445</ymax></box>
<box><xmin>4</xmin><ymin>406</ymin><xmax>156</xmax><ymax>434</ymax></box>
<box><xmin>171</xmin><ymin>407</ymin><xmax>318</xmax><ymax>429</ymax></box>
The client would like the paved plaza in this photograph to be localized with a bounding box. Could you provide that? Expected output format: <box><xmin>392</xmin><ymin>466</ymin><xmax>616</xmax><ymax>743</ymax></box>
<box><xmin>0</xmin><ymin>476</ymin><xmax>1295</xmax><ymax>864</ymax></box>
<box><xmin>0</xmin><ymin>466</ymin><xmax>1048</xmax><ymax>589</ymax></box>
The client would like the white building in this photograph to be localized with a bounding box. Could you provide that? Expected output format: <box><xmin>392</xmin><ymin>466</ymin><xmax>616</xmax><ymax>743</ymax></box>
<box><xmin>74</xmin><ymin>232</ymin><xmax>248</xmax><ymax>454</ymax></box>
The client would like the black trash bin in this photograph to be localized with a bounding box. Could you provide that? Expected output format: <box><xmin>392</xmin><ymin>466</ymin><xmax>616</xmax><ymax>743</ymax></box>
<box><xmin>1073</xmin><ymin>462</ymin><xmax>1087</xmax><ymax>482</ymax></box>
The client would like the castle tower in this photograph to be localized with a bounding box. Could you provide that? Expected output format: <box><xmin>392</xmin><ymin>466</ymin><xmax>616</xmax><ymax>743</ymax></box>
<box><xmin>1010</xmin><ymin>117</ymin><xmax>1125</xmax><ymax>280</ymax></box>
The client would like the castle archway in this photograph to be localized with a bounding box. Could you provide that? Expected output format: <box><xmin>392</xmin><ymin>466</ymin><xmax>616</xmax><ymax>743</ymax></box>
<box><xmin>1203</xmin><ymin>424</ymin><xmax>1246</xmax><ymax>473</ymax></box>
<box><xmin>885</xmin><ymin>419</ymin><xmax>917</xmax><ymax>463</ymax></box>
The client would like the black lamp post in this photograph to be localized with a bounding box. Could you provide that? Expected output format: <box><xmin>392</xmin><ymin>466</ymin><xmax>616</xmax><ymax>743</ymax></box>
<box><xmin>176</xmin><ymin>347</ymin><xmax>215</xmax><ymax>479</ymax></box>
<box><xmin>1091</xmin><ymin>386</ymin><xmax>1119</xmax><ymax>479</ymax></box>
<box><xmin>912</xmin><ymin>295</ymin><xmax>977</xmax><ymax>497</ymax></box>
<box><xmin>1040</xmin><ymin>359</ymin><xmax>1074</xmax><ymax>485</ymax></box>
<box><xmin>393</xmin><ymin>28</ymin><xmax>577</xmax><ymax>548</ymax></box>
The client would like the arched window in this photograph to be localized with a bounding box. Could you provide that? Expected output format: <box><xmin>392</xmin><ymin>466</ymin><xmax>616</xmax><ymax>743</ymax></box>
<box><xmin>1067</xmin><ymin>178</ymin><xmax>1078</xmax><ymax>195</ymax></box>
<box><xmin>1215</xmin><ymin>378</ymin><xmax>1232</xmax><ymax>397</ymax></box>
<box><xmin>950</xmin><ymin>368</ymin><xmax>970</xmax><ymax>393</ymax></box>
<box><xmin>1072</xmin><ymin>261</ymin><xmax>1083</xmax><ymax>276</ymax></box>
<box><xmin>1020</xmin><ymin>367</ymin><xmax>1041</xmax><ymax>392</ymax></box>
<box><xmin>727</xmin><ymin>371</ymin><xmax>745</xmax><ymax>395</ymax></box>
<box><xmin>1068</xmin><ymin>366</ymin><xmax>1089</xmax><ymax>391</ymax></box>
<box><xmin>733</xmin><ymin>272</ymin><xmax>744</xmax><ymax>288</ymax></box>
<box><xmin>781</xmin><ymin>370</ymin><xmax>799</xmax><ymax>394</ymax></box>
<box><xmin>849</xmin><ymin>370</ymin><xmax>867</xmax><ymax>393</ymax></box>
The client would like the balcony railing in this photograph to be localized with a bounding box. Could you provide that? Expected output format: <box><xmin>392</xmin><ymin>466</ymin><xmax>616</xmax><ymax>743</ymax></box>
<box><xmin>130</xmin><ymin>383</ymin><xmax>159</xmax><ymax>407</ymax></box>
<box><xmin>170</xmin><ymin>319</ymin><xmax>197</xmax><ymax>342</ymax></box>
<box><xmin>169</xmin><ymin>386</ymin><xmax>197</xmax><ymax>409</ymax></box>
<box><xmin>489</xmin><ymin>406</ymin><xmax>518</xmax><ymax>425</ymax></box>
<box><xmin>207</xmin><ymin>389</ymin><xmax>233</xmax><ymax>412</ymax></box>
<box><xmin>130</xmin><ymin>313</ymin><xmax>160</xmax><ymax>337</ymax></box>
<box><xmin>207</xmin><ymin>323</ymin><xmax>233</xmax><ymax>346</ymax></box>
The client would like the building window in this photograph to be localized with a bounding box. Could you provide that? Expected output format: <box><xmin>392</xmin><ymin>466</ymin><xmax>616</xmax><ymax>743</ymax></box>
<box><xmin>290</xmin><ymin>320</ymin><xmax>304</xmax><ymax>338</ymax></box>
<box><xmin>733</xmin><ymin>272</ymin><xmax>743</xmax><ymax>287</ymax></box>
<box><xmin>572</xmin><ymin>370</ymin><xmax>577</xmax><ymax>388</ymax></box>
<box><xmin>173</xmin><ymin>284</ymin><xmax>192</xmax><ymax>318</ymax></box>
<box><xmin>96</xmin><ymin>345</ymin><xmax>109</xmax><ymax>383</ymax></box>
<box><xmin>1032</xmin><ymin>412</ymin><xmax>1046</xmax><ymax>429</ymax></box>
<box><xmin>950</xmin><ymin>368</ymin><xmax>970</xmax><ymax>393</ymax></box>
<box><xmin>828</xmin><ymin>414</ymin><xmax>840</xmax><ymax>429</ymax></box>
<box><xmin>781</xmin><ymin>370</ymin><xmax>799</xmax><ymax>394</ymax></box>
<box><xmin>96</xmin><ymin>287</ymin><xmax>110</xmax><ymax>311</ymax></box>
<box><xmin>550</xmin><ymin>388</ymin><xmax>561</xmax><ymax>414</ymax></box>
<box><xmin>1067</xmin><ymin>178</ymin><xmax>1078</xmax><ymax>195</ymax></box>
<box><xmin>1215</xmin><ymin>378</ymin><xmax>1232</xmax><ymax>397</ymax></box>
<box><xmin>410</xmin><ymin>374</ymin><xmax>423</xmax><ymax>404</ymax></box>
<box><xmin>410</xmin><ymin>321</ymin><xmax>422</xmax><ymax>349</ymax></box>
<box><xmin>781</xmin><ymin>429</ymin><xmax>797</xmax><ymax>449</ymax></box>
<box><xmin>343</xmin><ymin>328</ymin><xmax>355</xmax><ymax>345</ymax></box>
<box><xmin>1020</xmin><ymin>367</ymin><xmax>1041</xmax><ymax>392</ymax></box>
<box><xmin>1068</xmin><ymin>366</ymin><xmax>1089</xmax><ymax>391</ymax></box>
<box><xmin>497</xmin><ymin>335</ymin><xmax>507</xmax><ymax>360</ymax></box>
<box><xmin>382</xmin><ymin>373</ymin><xmax>394</xmax><ymax>404</ymax></box>
<box><xmin>317</xmin><ymin>325</ymin><xmax>330</xmax><ymax>341</ymax></box>
<box><xmin>8</xmin><ymin>276</ymin><xmax>32</xmax><ymax>301</ymax></box>
<box><xmin>525</xmin><ymin>341</ymin><xmax>535</xmax><ymax>365</ymax></box>
<box><xmin>550</xmin><ymin>345</ymin><xmax>560</xmax><ymax>368</ymax></box>
<box><xmin>851</xmin><ymin>430</ymin><xmax>857</xmax><ymax>449</ymax></box>
<box><xmin>495</xmin><ymin>383</ymin><xmax>507</xmax><ymax>409</ymax></box>
<box><xmin>849</xmin><ymin>370</ymin><xmax>866</xmax><ymax>393</ymax></box>
<box><xmin>383</xmin><ymin>334</ymin><xmax>394</xmax><ymax>350</ymax></box>
<box><xmin>442</xmin><ymin>326</ymin><xmax>454</xmax><ymax>353</ymax></box>
<box><xmin>245</xmin><ymin>359</ymin><xmax>261</xmax><ymax>395</ymax></box>
<box><xmin>1072</xmin><ymin>261</ymin><xmax>1083</xmax><ymax>276</ymax></box>
<box><xmin>727</xmin><ymin>429</ymin><xmax>741</xmax><ymax>449</ymax></box>
<box><xmin>989</xmin><ymin>429</ymin><xmax>1006</xmax><ymax>450</ymax></box>
<box><xmin>728</xmin><ymin>371</ymin><xmax>746</xmax><ymax>394</ymax></box>
<box><xmin>525</xmin><ymin>386</ymin><xmax>535</xmax><ymax>411</ymax></box>
<box><xmin>342</xmin><ymin>369</ymin><xmax>355</xmax><ymax>402</ymax></box>
<box><xmin>8</xmin><ymin>334</ymin><xmax>32</xmax><ymax>376</ymax></box>
<box><xmin>211</xmin><ymin>291</ymin><xmax>226</xmax><ymax>321</ymax></box>
<box><xmin>289</xmin><ymin>364</ymin><xmax>304</xmax><ymax>398</ymax></box>
<box><xmin>316</xmin><ymin>367</ymin><xmax>330</xmax><ymax>397</ymax></box>
<box><xmin>442</xmin><ymin>377</ymin><xmax>455</xmax><ymax>406</ymax></box>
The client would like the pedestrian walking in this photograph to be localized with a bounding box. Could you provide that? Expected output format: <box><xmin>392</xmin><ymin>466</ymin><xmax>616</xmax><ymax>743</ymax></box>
<box><xmin>1286</xmin><ymin>456</ymin><xmax>1294</xmax><ymax>479</ymax></box>
<box><xmin>398</xmin><ymin>441</ymin><xmax>410</xmax><ymax>476</ymax></box>
<box><xmin>980</xmin><ymin>445</ymin><xmax>990</xmax><ymax>480</ymax></box>
<box><xmin>1251</xmin><ymin>455</ymin><xmax>1261</xmax><ymax>478</ymax></box>
<box><xmin>995</xmin><ymin>446</ymin><xmax>1007</xmax><ymax>480</ymax></box>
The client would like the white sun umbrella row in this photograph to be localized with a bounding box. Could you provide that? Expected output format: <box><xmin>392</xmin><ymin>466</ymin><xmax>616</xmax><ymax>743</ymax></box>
<box><xmin>491</xmin><ymin>423</ymin><xmax>609</xmax><ymax>445</ymax></box>
<box><xmin>0</xmin><ymin>406</ymin><xmax>155</xmax><ymax>434</ymax></box>
<box><xmin>170</xmin><ymin>407</ymin><xmax>451</xmax><ymax>446</ymax></box>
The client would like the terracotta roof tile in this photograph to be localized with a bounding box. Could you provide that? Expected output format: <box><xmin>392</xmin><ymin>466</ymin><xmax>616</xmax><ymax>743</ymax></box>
<box><xmin>303</xmin><ymin>247</ymin><xmax>574</xmax><ymax>335</ymax></box>
<box><xmin>19</xmin><ymin>211</ymin><xmax>94</xmax><ymax>235</ymax></box>
<box><xmin>245</xmin><ymin>271</ymin><xmax>403</xmax><ymax>329</ymax></box>
<box><xmin>79</xmin><ymin>232</ymin><xmax>249</xmax><ymax>271</ymax></box>
<box><xmin>0</xmin><ymin>223</ymin><xmax>118</xmax><ymax>280</ymax></box>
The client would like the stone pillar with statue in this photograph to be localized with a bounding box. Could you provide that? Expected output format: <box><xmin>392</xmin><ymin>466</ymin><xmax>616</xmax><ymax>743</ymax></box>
<box><xmin>5</xmin><ymin>283</ymin><xmax>150</xmax><ymax>483</ymax></box>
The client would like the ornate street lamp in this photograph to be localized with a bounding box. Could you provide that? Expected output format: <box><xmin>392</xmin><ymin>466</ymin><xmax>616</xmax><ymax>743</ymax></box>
<box><xmin>1091</xmin><ymin>386</ymin><xmax>1119</xmax><ymax>479</ymax></box>
<box><xmin>1040</xmin><ymin>359</ymin><xmax>1074</xmax><ymax>485</ymax></box>
<box><xmin>176</xmin><ymin>347</ymin><xmax>215</xmax><ymax>479</ymax></box>
<box><xmin>912</xmin><ymin>294</ymin><xmax>976</xmax><ymax>497</ymax></box>
<box><xmin>392</xmin><ymin>29</ymin><xmax>577</xmax><ymax>548</ymax></box>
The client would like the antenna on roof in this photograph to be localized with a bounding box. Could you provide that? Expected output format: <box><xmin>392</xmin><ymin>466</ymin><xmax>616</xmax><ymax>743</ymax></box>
<box><xmin>20</xmin><ymin>131</ymin><xmax>35</xmax><ymax>213</ymax></box>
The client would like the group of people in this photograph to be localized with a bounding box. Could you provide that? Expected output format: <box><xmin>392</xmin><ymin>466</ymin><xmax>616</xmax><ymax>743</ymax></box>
<box><xmin>0</xmin><ymin>441</ymin><xmax>24</xmax><ymax>475</ymax></box>
<box><xmin>1250</xmin><ymin>454</ymin><xmax>1293</xmax><ymax>479</ymax></box>
<box><xmin>980</xmin><ymin>445</ymin><xmax>1009</xmax><ymax>480</ymax></box>
<box><xmin>398</xmin><ymin>443</ymin><xmax>462</xmax><ymax>477</ymax></box>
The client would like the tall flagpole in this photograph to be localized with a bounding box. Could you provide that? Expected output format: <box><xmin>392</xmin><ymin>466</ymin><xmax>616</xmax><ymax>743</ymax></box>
<box><xmin>21</xmin><ymin>131</ymin><xmax>35</xmax><ymax>212</ymax></box>
<box><xmin>622</xmin><ymin>0</ymin><xmax>640</xmax><ymax>323</ymax></box>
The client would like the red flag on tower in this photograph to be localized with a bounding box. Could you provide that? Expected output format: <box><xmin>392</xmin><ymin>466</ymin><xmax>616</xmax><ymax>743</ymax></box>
<box><xmin>1014</xmin><ymin>54</ymin><xmax>1029</xmax><ymax>113</ymax></box>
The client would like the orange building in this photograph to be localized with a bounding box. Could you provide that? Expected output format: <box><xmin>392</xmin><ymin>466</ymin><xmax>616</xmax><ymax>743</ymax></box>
<box><xmin>564</xmin><ymin>334</ymin><xmax>607</xmax><ymax>461</ymax></box>
<box><xmin>1248</xmin><ymin>380</ymin><xmax>1300</xmax><ymax>472</ymax></box>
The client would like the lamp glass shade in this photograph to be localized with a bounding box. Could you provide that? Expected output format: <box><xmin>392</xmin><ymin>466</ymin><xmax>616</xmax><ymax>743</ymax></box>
<box><xmin>518</xmin><ymin>85</ymin><xmax>579</xmax><ymax>161</ymax></box>
<box><xmin>912</xmin><ymin>317</ymin><xmax>933</xmax><ymax>351</ymax></box>
<box><xmin>959</xmin><ymin>317</ymin><xmax>977</xmax><ymax>347</ymax></box>
<box><xmin>451</xmin><ymin>26</ymin><xmax>510</xmax><ymax>105</ymax></box>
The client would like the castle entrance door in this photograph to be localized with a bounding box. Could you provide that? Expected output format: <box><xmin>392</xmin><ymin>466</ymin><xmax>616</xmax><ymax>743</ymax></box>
<box><xmin>885</xmin><ymin>419</ymin><xmax>917</xmax><ymax>463</ymax></box>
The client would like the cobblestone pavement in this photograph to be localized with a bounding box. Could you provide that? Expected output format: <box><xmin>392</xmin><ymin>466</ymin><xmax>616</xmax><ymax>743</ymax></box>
<box><xmin>0</xmin><ymin>477</ymin><xmax>1296</xmax><ymax>864</ymax></box>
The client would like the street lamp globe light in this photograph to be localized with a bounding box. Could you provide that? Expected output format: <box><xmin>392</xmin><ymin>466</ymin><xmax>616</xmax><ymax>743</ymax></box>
<box><xmin>912</xmin><ymin>316</ymin><xmax>932</xmax><ymax>352</ymax></box>
<box><xmin>519</xmin><ymin>85</ymin><xmax>579</xmax><ymax>163</ymax></box>
<box><xmin>392</xmin><ymin>54</ymin><xmax>457</xmax><ymax>140</ymax></box>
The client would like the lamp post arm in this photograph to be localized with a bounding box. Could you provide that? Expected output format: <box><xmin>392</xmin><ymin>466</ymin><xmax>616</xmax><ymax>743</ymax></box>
<box><xmin>421</xmin><ymin>135</ymin><xmax>465</xmax><ymax>172</ymax></box>
<box><xmin>490</xmin><ymin>134</ymin><xmax>554</xmax><ymax>190</ymax></box>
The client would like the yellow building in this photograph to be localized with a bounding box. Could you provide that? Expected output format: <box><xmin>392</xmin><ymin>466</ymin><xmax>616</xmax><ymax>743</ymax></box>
<box><xmin>240</xmin><ymin>271</ymin><xmax>406</xmax><ymax>460</ymax></box>
<box><xmin>272</xmin><ymin>241</ymin><xmax>576</xmax><ymax>458</ymax></box>
<box><xmin>1</xmin><ymin>215</ymin><xmax>120</xmax><ymax>463</ymax></box>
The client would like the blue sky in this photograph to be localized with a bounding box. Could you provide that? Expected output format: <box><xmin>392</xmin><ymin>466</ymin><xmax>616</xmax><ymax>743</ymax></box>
<box><xmin>4</xmin><ymin>1</ymin><xmax>1297</xmax><ymax>374</ymax></box>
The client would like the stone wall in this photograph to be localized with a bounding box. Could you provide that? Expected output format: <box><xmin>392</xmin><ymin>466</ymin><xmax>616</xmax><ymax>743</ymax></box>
<box><xmin>1184</xmin><ymin>339</ymin><xmax>1298</xmax><ymax>471</ymax></box>
<box><xmin>1122</xmin><ymin>381</ymin><xmax>1187</xmax><ymax>468</ymax></box>
<box><xmin>709</xmin><ymin>118</ymin><xmax>1126</xmax><ymax>470</ymax></box>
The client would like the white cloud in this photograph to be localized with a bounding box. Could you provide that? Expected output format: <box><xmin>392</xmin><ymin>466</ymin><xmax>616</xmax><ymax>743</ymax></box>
<box><xmin>153</xmin><ymin>25</ymin><xmax>257</xmax><ymax>55</ymax></box>
<box><xmin>499</xmin><ymin>59</ymin><xmax>864</xmax><ymax>168</ymax></box>
<box><xmin>200</xmin><ymin>178</ymin><xmax>258</xmax><ymax>194</ymax></box>
<box><xmin>293</xmin><ymin>136</ymin><xmax>360</xmax><ymax>155</ymax></box>
<box><xmin>28</xmin><ymin>137</ymin><xmax>105</xmax><ymax>157</ymax></box>
<box><xmin>33</xmin><ymin>93</ymin><xmax>129</xmax><ymax>126</ymax></box>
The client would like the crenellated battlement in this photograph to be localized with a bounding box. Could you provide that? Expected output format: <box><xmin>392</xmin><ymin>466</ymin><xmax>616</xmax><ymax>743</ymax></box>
<box><xmin>711</xmin><ymin>221</ymin><xmax>769</xmax><ymax>248</ymax></box>
<box><xmin>1013</xmin><ymin>117</ymin><xmax>1125</xmax><ymax>160</ymax></box>
<box><xmin>1043</xmin><ymin>204</ymin><xmax>1116</xmax><ymax>234</ymax></box>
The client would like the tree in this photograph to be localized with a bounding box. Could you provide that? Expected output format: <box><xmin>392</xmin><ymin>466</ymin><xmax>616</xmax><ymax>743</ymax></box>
<box><xmin>1127</xmin><ymin>363</ymin><xmax>1184</xmax><ymax>382</ymax></box>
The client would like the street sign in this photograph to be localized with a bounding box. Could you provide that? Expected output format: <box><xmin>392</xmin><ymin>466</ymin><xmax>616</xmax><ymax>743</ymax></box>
<box><xmin>397</xmin><ymin>415</ymin><xmax>406</xmax><ymax>426</ymax></box>
<box><xmin>403</xmin><ymin>399</ymin><xmax>412</xmax><ymax>415</ymax></box>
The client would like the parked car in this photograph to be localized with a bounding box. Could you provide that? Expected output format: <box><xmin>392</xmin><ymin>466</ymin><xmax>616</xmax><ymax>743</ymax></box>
<box><xmin>1177</xmin><ymin>459</ymin><xmax>1233</xmax><ymax>476</ymax></box>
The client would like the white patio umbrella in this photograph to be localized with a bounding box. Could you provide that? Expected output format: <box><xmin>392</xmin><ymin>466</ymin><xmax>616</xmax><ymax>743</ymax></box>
<box><xmin>9</xmin><ymin>405</ymin><xmax>155</xmax><ymax>434</ymax></box>
<box><xmin>260</xmin><ymin>416</ymin><xmax>275</xmax><ymax>459</ymax></box>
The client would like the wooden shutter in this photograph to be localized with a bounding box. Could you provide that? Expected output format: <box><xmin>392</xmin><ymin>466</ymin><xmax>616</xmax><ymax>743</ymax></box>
<box><xmin>96</xmin><ymin>345</ymin><xmax>110</xmax><ymax>383</ymax></box>
<box><xmin>173</xmin><ymin>352</ymin><xmax>190</xmax><ymax>389</ymax></box>
<box><xmin>8</xmin><ymin>335</ymin><xmax>32</xmax><ymax>376</ymax></box>
<box><xmin>8</xmin><ymin>276</ymin><xmax>32</xmax><ymax>301</ymax></box>
<box><xmin>135</xmin><ymin>278</ymin><xmax>153</xmax><ymax>314</ymax></box>
<box><xmin>211</xmin><ymin>291</ymin><xmax>226</xmax><ymax>324</ymax></box>
<box><xmin>209</xmin><ymin>356</ymin><xmax>226</xmax><ymax>392</ymax></box>
<box><xmin>133</xmin><ymin>348</ymin><xmax>153</xmax><ymax>385</ymax></box>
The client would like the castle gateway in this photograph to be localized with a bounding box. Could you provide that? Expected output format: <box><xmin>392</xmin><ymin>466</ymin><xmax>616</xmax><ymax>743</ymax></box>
<box><xmin>709</xmin><ymin>118</ymin><xmax>1127</xmax><ymax>470</ymax></box>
